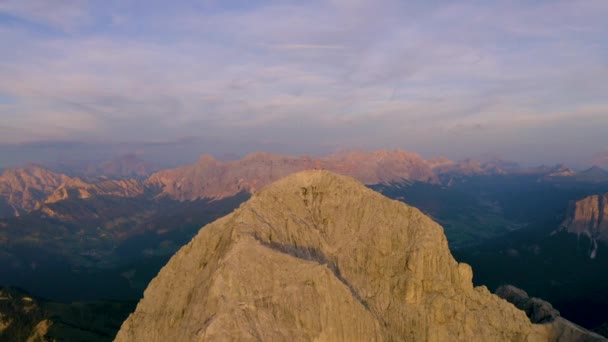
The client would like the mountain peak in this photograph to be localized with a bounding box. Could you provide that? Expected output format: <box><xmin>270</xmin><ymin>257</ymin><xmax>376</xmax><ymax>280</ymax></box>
<box><xmin>582</xmin><ymin>165</ymin><xmax>608</xmax><ymax>175</ymax></box>
<box><xmin>242</xmin><ymin>151</ymin><xmax>285</xmax><ymax>161</ymax></box>
<box><xmin>117</xmin><ymin>170</ymin><xmax>555</xmax><ymax>341</ymax></box>
<box><xmin>546</xmin><ymin>164</ymin><xmax>576</xmax><ymax>177</ymax></box>
<box><xmin>197</xmin><ymin>154</ymin><xmax>218</xmax><ymax>163</ymax></box>
<box><xmin>0</xmin><ymin>166</ymin><xmax>74</xmax><ymax>214</ymax></box>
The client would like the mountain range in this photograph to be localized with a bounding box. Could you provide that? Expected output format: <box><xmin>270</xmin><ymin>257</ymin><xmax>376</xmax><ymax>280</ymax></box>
<box><xmin>3</xmin><ymin>150</ymin><xmax>605</xmax><ymax>218</ymax></box>
<box><xmin>116</xmin><ymin>170</ymin><xmax>603</xmax><ymax>341</ymax></box>
<box><xmin>41</xmin><ymin>154</ymin><xmax>160</xmax><ymax>181</ymax></box>
<box><xmin>3</xmin><ymin>150</ymin><xmax>608</xmax><ymax>340</ymax></box>
<box><xmin>0</xmin><ymin>165</ymin><xmax>147</xmax><ymax>218</ymax></box>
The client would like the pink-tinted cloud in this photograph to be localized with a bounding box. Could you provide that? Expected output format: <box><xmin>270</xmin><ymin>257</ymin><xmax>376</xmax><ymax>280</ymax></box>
<box><xmin>0</xmin><ymin>0</ymin><xmax>606</xmax><ymax>166</ymax></box>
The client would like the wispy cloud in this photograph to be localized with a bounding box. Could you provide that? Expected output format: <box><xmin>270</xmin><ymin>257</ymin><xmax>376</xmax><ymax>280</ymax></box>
<box><xmin>267</xmin><ymin>43</ymin><xmax>346</xmax><ymax>50</ymax></box>
<box><xmin>0</xmin><ymin>0</ymin><xmax>607</xmax><ymax>165</ymax></box>
<box><xmin>0</xmin><ymin>0</ymin><xmax>91</xmax><ymax>31</ymax></box>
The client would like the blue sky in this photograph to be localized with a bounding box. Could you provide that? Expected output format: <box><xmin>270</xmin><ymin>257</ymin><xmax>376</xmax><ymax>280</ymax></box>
<box><xmin>0</xmin><ymin>0</ymin><xmax>607</xmax><ymax>166</ymax></box>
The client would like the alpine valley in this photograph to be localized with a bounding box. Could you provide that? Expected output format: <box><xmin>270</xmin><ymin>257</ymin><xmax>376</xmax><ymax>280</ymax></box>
<box><xmin>2</xmin><ymin>150</ymin><xmax>608</xmax><ymax>341</ymax></box>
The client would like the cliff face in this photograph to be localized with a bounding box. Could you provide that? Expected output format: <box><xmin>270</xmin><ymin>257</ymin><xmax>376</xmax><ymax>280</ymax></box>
<box><xmin>562</xmin><ymin>194</ymin><xmax>608</xmax><ymax>240</ymax></box>
<box><xmin>117</xmin><ymin>170</ymin><xmax>553</xmax><ymax>341</ymax></box>
<box><xmin>560</xmin><ymin>194</ymin><xmax>608</xmax><ymax>258</ymax></box>
<box><xmin>146</xmin><ymin>150</ymin><xmax>437</xmax><ymax>201</ymax></box>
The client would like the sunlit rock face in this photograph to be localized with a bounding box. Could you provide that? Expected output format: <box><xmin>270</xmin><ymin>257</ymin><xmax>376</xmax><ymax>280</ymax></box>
<box><xmin>0</xmin><ymin>165</ymin><xmax>146</xmax><ymax>217</ymax></box>
<box><xmin>559</xmin><ymin>193</ymin><xmax>608</xmax><ymax>259</ymax></box>
<box><xmin>116</xmin><ymin>170</ymin><xmax>563</xmax><ymax>341</ymax></box>
<box><xmin>0</xmin><ymin>165</ymin><xmax>74</xmax><ymax>215</ymax></box>
<box><xmin>562</xmin><ymin>194</ymin><xmax>608</xmax><ymax>240</ymax></box>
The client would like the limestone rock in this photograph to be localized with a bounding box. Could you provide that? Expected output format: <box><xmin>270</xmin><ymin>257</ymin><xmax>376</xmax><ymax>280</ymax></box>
<box><xmin>559</xmin><ymin>193</ymin><xmax>608</xmax><ymax>258</ymax></box>
<box><xmin>563</xmin><ymin>193</ymin><xmax>608</xmax><ymax>240</ymax></box>
<box><xmin>496</xmin><ymin>285</ymin><xmax>560</xmax><ymax>324</ymax></box>
<box><xmin>118</xmin><ymin>170</ymin><xmax>555</xmax><ymax>341</ymax></box>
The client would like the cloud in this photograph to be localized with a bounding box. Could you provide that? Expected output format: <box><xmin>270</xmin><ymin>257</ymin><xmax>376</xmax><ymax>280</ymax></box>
<box><xmin>0</xmin><ymin>0</ymin><xmax>606</xmax><ymax>166</ymax></box>
<box><xmin>267</xmin><ymin>44</ymin><xmax>346</xmax><ymax>50</ymax></box>
<box><xmin>0</xmin><ymin>0</ymin><xmax>91</xmax><ymax>30</ymax></box>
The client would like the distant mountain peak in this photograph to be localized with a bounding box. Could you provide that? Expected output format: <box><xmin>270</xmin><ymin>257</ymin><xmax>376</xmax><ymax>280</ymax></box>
<box><xmin>592</xmin><ymin>151</ymin><xmax>608</xmax><ymax>168</ymax></box>
<box><xmin>546</xmin><ymin>164</ymin><xmax>576</xmax><ymax>177</ymax></box>
<box><xmin>197</xmin><ymin>153</ymin><xmax>218</xmax><ymax>163</ymax></box>
<box><xmin>147</xmin><ymin>149</ymin><xmax>438</xmax><ymax>201</ymax></box>
<box><xmin>241</xmin><ymin>151</ymin><xmax>285</xmax><ymax>160</ymax></box>
<box><xmin>582</xmin><ymin>165</ymin><xmax>608</xmax><ymax>175</ymax></box>
<box><xmin>0</xmin><ymin>163</ymin><xmax>147</xmax><ymax>218</ymax></box>
<box><xmin>0</xmin><ymin>166</ymin><xmax>74</xmax><ymax>214</ymax></box>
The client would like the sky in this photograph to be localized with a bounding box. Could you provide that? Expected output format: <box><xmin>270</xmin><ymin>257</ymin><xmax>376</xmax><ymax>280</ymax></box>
<box><xmin>0</xmin><ymin>0</ymin><xmax>607</xmax><ymax>167</ymax></box>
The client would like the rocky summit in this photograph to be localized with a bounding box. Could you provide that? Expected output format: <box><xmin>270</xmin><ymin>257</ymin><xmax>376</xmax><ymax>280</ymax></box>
<box><xmin>117</xmin><ymin>170</ymin><xmax>595</xmax><ymax>341</ymax></box>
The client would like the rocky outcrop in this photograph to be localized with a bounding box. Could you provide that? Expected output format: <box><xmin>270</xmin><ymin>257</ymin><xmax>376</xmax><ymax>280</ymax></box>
<box><xmin>559</xmin><ymin>194</ymin><xmax>608</xmax><ymax>258</ymax></box>
<box><xmin>561</xmin><ymin>194</ymin><xmax>608</xmax><ymax>240</ymax></box>
<box><xmin>496</xmin><ymin>285</ymin><xmax>561</xmax><ymax>324</ymax></box>
<box><xmin>118</xmin><ymin>170</ymin><xmax>562</xmax><ymax>341</ymax></box>
<box><xmin>146</xmin><ymin>150</ymin><xmax>437</xmax><ymax>201</ymax></box>
<box><xmin>496</xmin><ymin>285</ymin><xmax>606</xmax><ymax>341</ymax></box>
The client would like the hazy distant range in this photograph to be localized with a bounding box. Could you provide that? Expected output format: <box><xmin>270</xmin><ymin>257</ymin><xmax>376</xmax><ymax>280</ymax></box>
<box><xmin>2</xmin><ymin>138</ymin><xmax>607</xmax><ymax>171</ymax></box>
